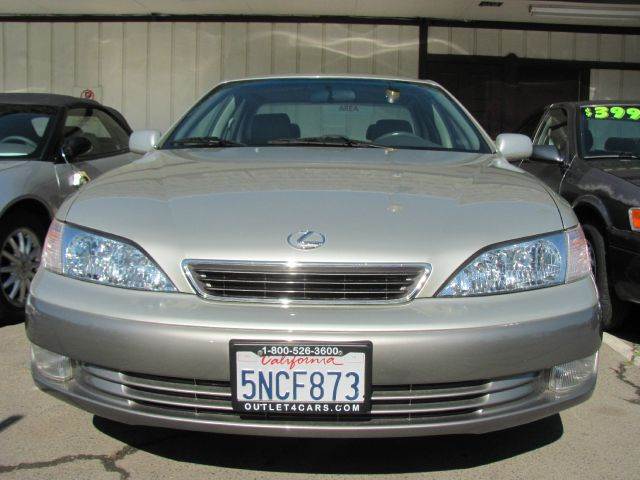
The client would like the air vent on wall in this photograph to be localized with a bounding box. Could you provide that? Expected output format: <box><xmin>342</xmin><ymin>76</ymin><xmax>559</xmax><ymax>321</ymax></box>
<box><xmin>479</xmin><ymin>1</ymin><xmax>503</xmax><ymax>6</ymax></box>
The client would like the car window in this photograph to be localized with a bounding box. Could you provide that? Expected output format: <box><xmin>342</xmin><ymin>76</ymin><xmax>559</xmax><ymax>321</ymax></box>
<box><xmin>535</xmin><ymin>109</ymin><xmax>569</xmax><ymax>157</ymax></box>
<box><xmin>254</xmin><ymin>102</ymin><xmax>415</xmax><ymax>141</ymax></box>
<box><xmin>0</xmin><ymin>107</ymin><xmax>55</xmax><ymax>159</ymax></box>
<box><xmin>64</xmin><ymin>108</ymin><xmax>129</xmax><ymax>159</ymax></box>
<box><xmin>578</xmin><ymin>105</ymin><xmax>640</xmax><ymax>158</ymax></box>
<box><xmin>163</xmin><ymin>79</ymin><xmax>491</xmax><ymax>154</ymax></box>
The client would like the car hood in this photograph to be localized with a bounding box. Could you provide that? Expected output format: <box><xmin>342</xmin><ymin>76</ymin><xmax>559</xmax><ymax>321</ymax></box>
<box><xmin>64</xmin><ymin>147</ymin><xmax>565</xmax><ymax>295</ymax></box>
<box><xmin>0</xmin><ymin>160</ymin><xmax>27</xmax><ymax>173</ymax></box>
<box><xmin>589</xmin><ymin>158</ymin><xmax>640</xmax><ymax>187</ymax></box>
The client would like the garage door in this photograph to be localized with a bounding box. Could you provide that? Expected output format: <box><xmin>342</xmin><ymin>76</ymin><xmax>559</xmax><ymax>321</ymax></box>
<box><xmin>427</xmin><ymin>57</ymin><xmax>587</xmax><ymax>138</ymax></box>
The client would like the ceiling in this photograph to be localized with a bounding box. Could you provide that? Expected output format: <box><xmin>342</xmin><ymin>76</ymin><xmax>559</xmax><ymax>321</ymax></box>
<box><xmin>0</xmin><ymin>0</ymin><xmax>638</xmax><ymax>27</ymax></box>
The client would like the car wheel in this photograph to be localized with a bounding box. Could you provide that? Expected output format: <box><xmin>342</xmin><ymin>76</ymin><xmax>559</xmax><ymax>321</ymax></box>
<box><xmin>582</xmin><ymin>223</ymin><xmax>628</xmax><ymax>331</ymax></box>
<box><xmin>0</xmin><ymin>211</ymin><xmax>47</xmax><ymax>324</ymax></box>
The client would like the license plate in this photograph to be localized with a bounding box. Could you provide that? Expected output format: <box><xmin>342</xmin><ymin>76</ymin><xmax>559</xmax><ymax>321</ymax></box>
<box><xmin>230</xmin><ymin>341</ymin><xmax>372</xmax><ymax>415</ymax></box>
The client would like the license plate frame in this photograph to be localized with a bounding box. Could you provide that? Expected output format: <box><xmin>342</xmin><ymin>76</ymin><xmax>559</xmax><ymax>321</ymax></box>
<box><xmin>230</xmin><ymin>340</ymin><xmax>372</xmax><ymax>416</ymax></box>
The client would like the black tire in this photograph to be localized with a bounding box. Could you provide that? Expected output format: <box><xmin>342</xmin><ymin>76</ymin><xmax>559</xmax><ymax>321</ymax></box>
<box><xmin>582</xmin><ymin>223</ymin><xmax>628</xmax><ymax>331</ymax></box>
<box><xmin>0</xmin><ymin>211</ymin><xmax>48</xmax><ymax>325</ymax></box>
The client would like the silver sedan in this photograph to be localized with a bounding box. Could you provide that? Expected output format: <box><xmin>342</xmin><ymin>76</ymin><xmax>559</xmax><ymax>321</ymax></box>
<box><xmin>27</xmin><ymin>77</ymin><xmax>601</xmax><ymax>438</ymax></box>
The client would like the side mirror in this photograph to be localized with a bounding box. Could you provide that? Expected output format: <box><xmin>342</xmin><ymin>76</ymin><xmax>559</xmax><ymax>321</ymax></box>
<box><xmin>61</xmin><ymin>136</ymin><xmax>92</xmax><ymax>163</ymax></box>
<box><xmin>495</xmin><ymin>133</ymin><xmax>533</xmax><ymax>161</ymax></box>
<box><xmin>129</xmin><ymin>130</ymin><xmax>162</xmax><ymax>154</ymax></box>
<box><xmin>531</xmin><ymin>145</ymin><xmax>563</xmax><ymax>164</ymax></box>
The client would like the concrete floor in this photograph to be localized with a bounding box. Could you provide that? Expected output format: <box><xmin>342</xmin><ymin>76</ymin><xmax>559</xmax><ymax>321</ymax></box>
<box><xmin>1</xmin><ymin>322</ymin><xmax>639</xmax><ymax>480</ymax></box>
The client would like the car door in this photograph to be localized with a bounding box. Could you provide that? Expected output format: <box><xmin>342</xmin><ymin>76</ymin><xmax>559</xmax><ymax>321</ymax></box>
<box><xmin>54</xmin><ymin>107</ymin><xmax>139</xmax><ymax>200</ymax></box>
<box><xmin>520</xmin><ymin>107</ymin><xmax>570</xmax><ymax>193</ymax></box>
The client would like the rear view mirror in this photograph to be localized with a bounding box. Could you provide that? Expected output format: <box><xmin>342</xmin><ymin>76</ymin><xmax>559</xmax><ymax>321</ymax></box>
<box><xmin>495</xmin><ymin>133</ymin><xmax>533</xmax><ymax>161</ymax></box>
<box><xmin>61</xmin><ymin>136</ymin><xmax>92</xmax><ymax>163</ymax></box>
<box><xmin>531</xmin><ymin>145</ymin><xmax>563</xmax><ymax>164</ymax></box>
<box><xmin>129</xmin><ymin>130</ymin><xmax>162</xmax><ymax>154</ymax></box>
<box><xmin>309</xmin><ymin>89</ymin><xmax>356</xmax><ymax>103</ymax></box>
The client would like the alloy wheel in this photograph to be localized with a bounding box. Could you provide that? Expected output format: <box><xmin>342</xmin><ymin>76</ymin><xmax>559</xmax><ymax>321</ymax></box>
<box><xmin>0</xmin><ymin>228</ymin><xmax>42</xmax><ymax>307</ymax></box>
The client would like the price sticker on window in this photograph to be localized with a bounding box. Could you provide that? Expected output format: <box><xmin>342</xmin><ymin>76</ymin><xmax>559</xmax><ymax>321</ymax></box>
<box><xmin>583</xmin><ymin>106</ymin><xmax>640</xmax><ymax>121</ymax></box>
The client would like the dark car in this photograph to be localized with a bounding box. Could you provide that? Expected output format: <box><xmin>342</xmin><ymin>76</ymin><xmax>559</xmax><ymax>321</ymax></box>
<box><xmin>518</xmin><ymin>101</ymin><xmax>640</xmax><ymax>330</ymax></box>
<box><xmin>0</xmin><ymin>94</ymin><xmax>139</xmax><ymax>322</ymax></box>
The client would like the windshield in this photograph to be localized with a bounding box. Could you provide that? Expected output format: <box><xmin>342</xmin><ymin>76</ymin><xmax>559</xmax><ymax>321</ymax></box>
<box><xmin>0</xmin><ymin>106</ymin><xmax>55</xmax><ymax>159</ymax></box>
<box><xmin>579</xmin><ymin>105</ymin><xmax>640</xmax><ymax>159</ymax></box>
<box><xmin>163</xmin><ymin>78</ymin><xmax>491</xmax><ymax>153</ymax></box>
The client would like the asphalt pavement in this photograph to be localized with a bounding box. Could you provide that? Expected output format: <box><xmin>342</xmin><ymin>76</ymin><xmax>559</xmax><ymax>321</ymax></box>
<box><xmin>1</xmin><ymin>321</ymin><xmax>639</xmax><ymax>480</ymax></box>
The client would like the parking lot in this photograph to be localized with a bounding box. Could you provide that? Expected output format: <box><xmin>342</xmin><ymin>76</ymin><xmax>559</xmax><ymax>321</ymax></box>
<box><xmin>1</xmin><ymin>318</ymin><xmax>638</xmax><ymax>480</ymax></box>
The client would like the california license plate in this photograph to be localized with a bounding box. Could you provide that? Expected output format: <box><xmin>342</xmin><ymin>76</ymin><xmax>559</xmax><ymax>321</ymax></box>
<box><xmin>230</xmin><ymin>341</ymin><xmax>372</xmax><ymax>415</ymax></box>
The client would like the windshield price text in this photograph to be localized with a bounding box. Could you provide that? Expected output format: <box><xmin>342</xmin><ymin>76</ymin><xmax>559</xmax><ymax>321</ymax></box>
<box><xmin>583</xmin><ymin>106</ymin><xmax>640</xmax><ymax>121</ymax></box>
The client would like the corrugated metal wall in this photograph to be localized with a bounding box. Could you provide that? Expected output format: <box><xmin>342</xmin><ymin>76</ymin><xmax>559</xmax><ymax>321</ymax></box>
<box><xmin>0</xmin><ymin>21</ymin><xmax>419</xmax><ymax>131</ymax></box>
<box><xmin>590</xmin><ymin>69</ymin><xmax>640</xmax><ymax>100</ymax></box>
<box><xmin>427</xmin><ymin>27</ymin><xmax>640</xmax><ymax>62</ymax></box>
<box><xmin>428</xmin><ymin>26</ymin><xmax>640</xmax><ymax>101</ymax></box>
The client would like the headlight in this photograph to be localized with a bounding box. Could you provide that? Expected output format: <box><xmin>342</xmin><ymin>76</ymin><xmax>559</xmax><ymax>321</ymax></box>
<box><xmin>438</xmin><ymin>226</ymin><xmax>591</xmax><ymax>297</ymax></box>
<box><xmin>42</xmin><ymin>220</ymin><xmax>176</xmax><ymax>292</ymax></box>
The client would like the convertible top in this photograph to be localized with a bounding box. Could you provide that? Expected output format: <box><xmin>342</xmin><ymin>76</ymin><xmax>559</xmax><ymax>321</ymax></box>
<box><xmin>0</xmin><ymin>93</ymin><xmax>131</xmax><ymax>133</ymax></box>
<box><xmin>0</xmin><ymin>93</ymin><xmax>101</xmax><ymax>108</ymax></box>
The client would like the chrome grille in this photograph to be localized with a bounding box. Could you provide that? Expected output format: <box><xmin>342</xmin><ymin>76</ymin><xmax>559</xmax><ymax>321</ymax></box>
<box><xmin>76</xmin><ymin>364</ymin><xmax>542</xmax><ymax>421</ymax></box>
<box><xmin>183</xmin><ymin>261</ymin><xmax>431</xmax><ymax>304</ymax></box>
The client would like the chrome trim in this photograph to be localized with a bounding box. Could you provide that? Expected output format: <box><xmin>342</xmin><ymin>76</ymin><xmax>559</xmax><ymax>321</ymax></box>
<box><xmin>76</xmin><ymin>363</ymin><xmax>542</xmax><ymax>419</ymax></box>
<box><xmin>181</xmin><ymin>260</ymin><xmax>432</xmax><ymax>305</ymax></box>
<box><xmin>287</xmin><ymin>230</ymin><xmax>326</xmax><ymax>250</ymax></box>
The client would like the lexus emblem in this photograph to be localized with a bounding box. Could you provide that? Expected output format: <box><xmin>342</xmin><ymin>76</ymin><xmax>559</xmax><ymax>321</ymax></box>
<box><xmin>287</xmin><ymin>230</ymin><xmax>326</xmax><ymax>250</ymax></box>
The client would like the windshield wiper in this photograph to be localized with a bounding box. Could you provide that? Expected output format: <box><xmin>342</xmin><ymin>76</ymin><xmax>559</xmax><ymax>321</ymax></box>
<box><xmin>586</xmin><ymin>152</ymin><xmax>640</xmax><ymax>160</ymax></box>
<box><xmin>169</xmin><ymin>137</ymin><xmax>245</xmax><ymax>148</ymax></box>
<box><xmin>268</xmin><ymin>135</ymin><xmax>386</xmax><ymax>148</ymax></box>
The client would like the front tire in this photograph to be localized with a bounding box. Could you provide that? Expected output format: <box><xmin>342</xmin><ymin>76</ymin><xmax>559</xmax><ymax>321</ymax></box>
<box><xmin>582</xmin><ymin>223</ymin><xmax>628</xmax><ymax>331</ymax></box>
<box><xmin>0</xmin><ymin>211</ymin><xmax>47</xmax><ymax>324</ymax></box>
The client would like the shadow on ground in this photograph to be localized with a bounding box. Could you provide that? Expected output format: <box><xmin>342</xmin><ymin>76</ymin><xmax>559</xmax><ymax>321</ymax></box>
<box><xmin>0</xmin><ymin>415</ymin><xmax>23</xmax><ymax>433</ymax></box>
<box><xmin>94</xmin><ymin>414</ymin><xmax>563</xmax><ymax>473</ymax></box>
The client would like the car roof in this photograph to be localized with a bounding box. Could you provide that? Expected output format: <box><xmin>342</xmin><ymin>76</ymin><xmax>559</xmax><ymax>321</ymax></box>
<box><xmin>0</xmin><ymin>93</ymin><xmax>101</xmax><ymax>108</ymax></box>
<box><xmin>548</xmin><ymin>100</ymin><xmax>640</xmax><ymax>110</ymax></box>
<box><xmin>215</xmin><ymin>74</ymin><xmax>441</xmax><ymax>87</ymax></box>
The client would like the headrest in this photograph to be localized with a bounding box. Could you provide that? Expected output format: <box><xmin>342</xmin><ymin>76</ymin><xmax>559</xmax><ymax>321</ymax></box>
<box><xmin>250</xmin><ymin>113</ymin><xmax>295</xmax><ymax>144</ymax></box>
<box><xmin>583</xmin><ymin>129</ymin><xmax>593</xmax><ymax>152</ymax></box>
<box><xmin>63</xmin><ymin>125</ymin><xmax>82</xmax><ymax>138</ymax></box>
<box><xmin>366</xmin><ymin>119</ymin><xmax>413</xmax><ymax>141</ymax></box>
<box><xmin>605</xmin><ymin>137</ymin><xmax>638</xmax><ymax>153</ymax></box>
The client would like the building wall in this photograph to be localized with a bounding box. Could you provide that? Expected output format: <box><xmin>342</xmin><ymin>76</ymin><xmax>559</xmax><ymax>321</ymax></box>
<box><xmin>1</xmin><ymin>20</ymin><xmax>638</xmax><ymax>132</ymax></box>
<box><xmin>590</xmin><ymin>69</ymin><xmax>640</xmax><ymax>100</ymax></box>
<box><xmin>428</xmin><ymin>26</ymin><xmax>640</xmax><ymax>101</ymax></box>
<box><xmin>427</xmin><ymin>26</ymin><xmax>640</xmax><ymax>63</ymax></box>
<box><xmin>0</xmin><ymin>21</ymin><xmax>419</xmax><ymax>130</ymax></box>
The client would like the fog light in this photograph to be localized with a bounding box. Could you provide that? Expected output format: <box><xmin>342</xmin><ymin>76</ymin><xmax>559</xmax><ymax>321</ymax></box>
<box><xmin>549</xmin><ymin>352</ymin><xmax>598</xmax><ymax>393</ymax></box>
<box><xmin>30</xmin><ymin>344</ymin><xmax>73</xmax><ymax>381</ymax></box>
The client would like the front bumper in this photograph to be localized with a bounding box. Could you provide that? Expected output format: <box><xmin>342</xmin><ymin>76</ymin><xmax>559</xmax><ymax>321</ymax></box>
<box><xmin>27</xmin><ymin>270</ymin><xmax>601</xmax><ymax>437</ymax></box>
